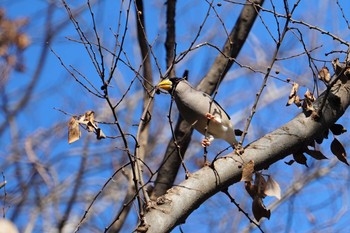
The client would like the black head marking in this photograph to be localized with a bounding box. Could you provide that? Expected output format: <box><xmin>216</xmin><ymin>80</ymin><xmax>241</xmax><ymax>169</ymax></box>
<box><xmin>168</xmin><ymin>77</ymin><xmax>184</xmax><ymax>93</ymax></box>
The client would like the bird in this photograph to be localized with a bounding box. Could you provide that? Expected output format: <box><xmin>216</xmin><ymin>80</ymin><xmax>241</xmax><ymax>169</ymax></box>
<box><xmin>157</xmin><ymin>77</ymin><xmax>239</xmax><ymax>148</ymax></box>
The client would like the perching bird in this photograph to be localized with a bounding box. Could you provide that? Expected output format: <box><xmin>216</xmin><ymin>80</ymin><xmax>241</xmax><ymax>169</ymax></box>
<box><xmin>157</xmin><ymin>77</ymin><xmax>239</xmax><ymax>148</ymax></box>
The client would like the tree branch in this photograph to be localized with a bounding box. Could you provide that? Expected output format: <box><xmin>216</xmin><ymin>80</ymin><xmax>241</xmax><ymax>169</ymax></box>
<box><xmin>198</xmin><ymin>0</ymin><xmax>264</xmax><ymax>91</ymax></box>
<box><xmin>110</xmin><ymin>0</ymin><xmax>154</xmax><ymax>231</ymax></box>
<box><xmin>165</xmin><ymin>0</ymin><xmax>176</xmax><ymax>78</ymax></box>
<box><xmin>142</xmin><ymin>60</ymin><xmax>350</xmax><ymax>232</ymax></box>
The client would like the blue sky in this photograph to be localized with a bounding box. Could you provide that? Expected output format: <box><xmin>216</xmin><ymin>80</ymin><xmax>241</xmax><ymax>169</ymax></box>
<box><xmin>1</xmin><ymin>0</ymin><xmax>350</xmax><ymax>232</ymax></box>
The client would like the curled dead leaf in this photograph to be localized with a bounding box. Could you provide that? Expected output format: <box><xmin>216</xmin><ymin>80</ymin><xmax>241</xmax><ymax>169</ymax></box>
<box><xmin>68</xmin><ymin>111</ymin><xmax>106</xmax><ymax>143</ymax></box>
<box><xmin>286</xmin><ymin>82</ymin><xmax>299</xmax><ymax>106</ymax></box>
<box><xmin>87</xmin><ymin>121</ymin><xmax>98</xmax><ymax>132</ymax></box>
<box><xmin>68</xmin><ymin>117</ymin><xmax>81</xmax><ymax>144</ymax></box>
<box><xmin>84</xmin><ymin>110</ymin><xmax>94</xmax><ymax>121</ymax></box>
<box><xmin>304</xmin><ymin>89</ymin><xmax>315</xmax><ymax>102</ymax></box>
<box><xmin>305</xmin><ymin>149</ymin><xmax>328</xmax><ymax>160</ymax></box>
<box><xmin>302</xmin><ymin>89</ymin><xmax>316</xmax><ymax>113</ymax></box>
<box><xmin>254</xmin><ymin>173</ymin><xmax>267</xmax><ymax>198</ymax></box>
<box><xmin>331</xmin><ymin>138</ymin><xmax>349</xmax><ymax>165</ymax></box>
<box><xmin>330</xmin><ymin>124</ymin><xmax>347</xmax><ymax>135</ymax></box>
<box><xmin>264</xmin><ymin>176</ymin><xmax>281</xmax><ymax>200</ymax></box>
<box><xmin>252</xmin><ymin>197</ymin><xmax>271</xmax><ymax>222</ymax></box>
<box><xmin>96</xmin><ymin>128</ymin><xmax>106</xmax><ymax>140</ymax></box>
<box><xmin>318</xmin><ymin>66</ymin><xmax>331</xmax><ymax>83</ymax></box>
<box><xmin>331</xmin><ymin>58</ymin><xmax>343</xmax><ymax>75</ymax></box>
<box><xmin>287</xmin><ymin>96</ymin><xmax>295</xmax><ymax>106</ymax></box>
<box><xmin>294</xmin><ymin>95</ymin><xmax>302</xmax><ymax>107</ymax></box>
<box><xmin>245</xmin><ymin>181</ymin><xmax>256</xmax><ymax>199</ymax></box>
<box><xmin>241</xmin><ymin>160</ymin><xmax>254</xmax><ymax>182</ymax></box>
<box><xmin>293</xmin><ymin>152</ymin><xmax>308</xmax><ymax>167</ymax></box>
<box><xmin>85</xmin><ymin>111</ymin><xmax>97</xmax><ymax>132</ymax></box>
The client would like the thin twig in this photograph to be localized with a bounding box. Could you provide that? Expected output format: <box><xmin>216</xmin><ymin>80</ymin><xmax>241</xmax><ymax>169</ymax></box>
<box><xmin>222</xmin><ymin>189</ymin><xmax>265</xmax><ymax>233</ymax></box>
<box><xmin>240</xmin><ymin>0</ymin><xmax>292</xmax><ymax>144</ymax></box>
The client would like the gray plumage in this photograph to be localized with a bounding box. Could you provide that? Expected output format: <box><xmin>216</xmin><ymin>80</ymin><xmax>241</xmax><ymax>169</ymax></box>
<box><xmin>158</xmin><ymin>78</ymin><xmax>238</xmax><ymax>146</ymax></box>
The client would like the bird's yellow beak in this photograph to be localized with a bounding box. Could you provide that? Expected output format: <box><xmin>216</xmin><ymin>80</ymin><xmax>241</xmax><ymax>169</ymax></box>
<box><xmin>157</xmin><ymin>79</ymin><xmax>173</xmax><ymax>91</ymax></box>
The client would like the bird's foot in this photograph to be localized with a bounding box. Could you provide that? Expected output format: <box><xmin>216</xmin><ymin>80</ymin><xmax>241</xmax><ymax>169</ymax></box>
<box><xmin>206</xmin><ymin>112</ymin><xmax>215</xmax><ymax>120</ymax></box>
<box><xmin>201</xmin><ymin>138</ymin><xmax>211</xmax><ymax>147</ymax></box>
<box><xmin>205</xmin><ymin>112</ymin><xmax>221</xmax><ymax>123</ymax></box>
<box><xmin>234</xmin><ymin>144</ymin><xmax>244</xmax><ymax>156</ymax></box>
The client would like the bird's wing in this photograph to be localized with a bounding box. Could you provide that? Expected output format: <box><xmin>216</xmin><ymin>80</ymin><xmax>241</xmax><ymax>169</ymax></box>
<box><xmin>202</xmin><ymin>92</ymin><xmax>231</xmax><ymax>120</ymax></box>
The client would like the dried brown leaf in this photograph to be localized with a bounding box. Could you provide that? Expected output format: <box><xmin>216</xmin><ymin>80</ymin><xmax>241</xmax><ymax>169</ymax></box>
<box><xmin>302</xmin><ymin>90</ymin><xmax>316</xmax><ymax>113</ymax></box>
<box><xmin>331</xmin><ymin>58</ymin><xmax>343</xmax><ymax>75</ymax></box>
<box><xmin>96</xmin><ymin>128</ymin><xmax>106</xmax><ymax>140</ymax></box>
<box><xmin>305</xmin><ymin>149</ymin><xmax>328</xmax><ymax>160</ymax></box>
<box><xmin>77</xmin><ymin>114</ymin><xmax>87</xmax><ymax>124</ymax></box>
<box><xmin>264</xmin><ymin>176</ymin><xmax>281</xmax><ymax>200</ymax></box>
<box><xmin>85</xmin><ymin>111</ymin><xmax>96</xmax><ymax>132</ymax></box>
<box><xmin>252</xmin><ymin>197</ymin><xmax>271</xmax><ymax>222</ymax></box>
<box><xmin>245</xmin><ymin>181</ymin><xmax>256</xmax><ymax>199</ymax></box>
<box><xmin>286</xmin><ymin>82</ymin><xmax>299</xmax><ymax>106</ymax></box>
<box><xmin>318</xmin><ymin>66</ymin><xmax>331</xmax><ymax>83</ymax></box>
<box><xmin>303</xmin><ymin>100</ymin><xmax>314</xmax><ymax>112</ymax></box>
<box><xmin>290</xmin><ymin>82</ymin><xmax>299</xmax><ymax>96</ymax></box>
<box><xmin>68</xmin><ymin>117</ymin><xmax>81</xmax><ymax>144</ymax></box>
<box><xmin>254</xmin><ymin>173</ymin><xmax>267</xmax><ymax>198</ymax></box>
<box><xmin>331</xmin><ymin>138</ymin><xmax>349</xmax><ymax>165</ymax></box>
<box><xmin>287</xmin><ymin>95</ymin><xmax>296</xmax><ymax>106</ymax></box>
<box><xmin>293</xmin><ymin>152</ymin><xmax>308</xmax><ymax>167</ymax></box>
<box><xmin>294</xmin><ymin>95</ymin><xmax>302</xmax><ymax>107</ymax></box>
<box><xmin>241</xmin><ymin>160</ymin><xmax>254</xmax><ymax>182</ymax></box>
<box><xmin>84</xmin><ymin>110</ymin><xmax>95</xmax><ymax>121</ymax></box>
<box><xmin>304</xmin><ymin>89</ymin><xmax>315</xmax><ymax>102</ymax></box>
<box><xmin>87</xmin><ymin>121</ymin><xmax>98</xmax><ymax>132</ymax></box>
<box><xmin>330</xmin><ymin>124</ymin><xmax>347</xmax><ymax>135</ymax></box>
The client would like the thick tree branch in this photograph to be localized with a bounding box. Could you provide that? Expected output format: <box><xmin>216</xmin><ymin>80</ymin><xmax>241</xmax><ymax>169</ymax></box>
<box><xmin>165</xmin><ymin>0</ymin><xmax>176</xmax><ymax>78</ymax></box>
<box><xmin>110</xmin><ymin>0</ymin><xmax>154</xmax><ymax>231</ymax></box>
<box><xmin>198</xmin><ymin>0</ymin><xmax>264</xmax><ymax>91</ymax></box>
<box><xmin>150</xmin><ymin>0</ymin><xmax>178</xmax><ymax>200</ymax></box>
<box><xmin>151</xmin><ymin>116</ymin><xmax>193</xmax><ymax>199</ymax></box>
<box><xmin>141</xmin><ymin>61</ymin><xmax>350</xmax><ymax>232</ymax></box>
